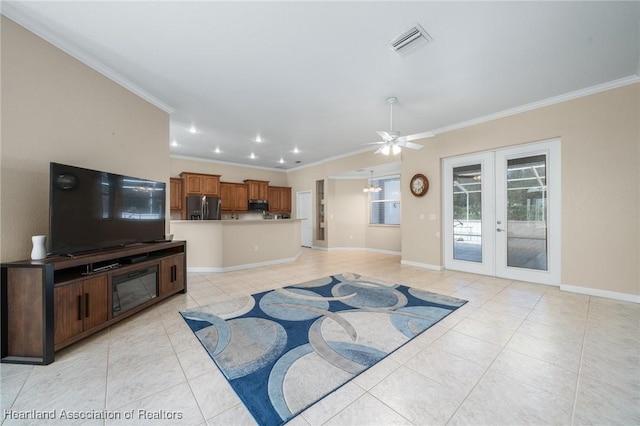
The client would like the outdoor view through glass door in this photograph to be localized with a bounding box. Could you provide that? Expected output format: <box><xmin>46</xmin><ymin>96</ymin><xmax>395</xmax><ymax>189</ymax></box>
<box><xmin>443</xmin><ymin>140</ymin><xmax>561</xmax><ymax>285</ymax></box>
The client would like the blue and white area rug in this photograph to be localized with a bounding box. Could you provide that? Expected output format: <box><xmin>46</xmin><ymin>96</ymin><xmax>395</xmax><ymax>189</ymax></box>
<box><xmin>180</xmin><ymin>272</ymin><xmax>467</xmax><ymax>425</ymax></box>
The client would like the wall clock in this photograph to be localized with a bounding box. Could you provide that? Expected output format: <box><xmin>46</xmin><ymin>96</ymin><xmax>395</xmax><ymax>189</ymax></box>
<box><xmin>410</xmin><ymin>173</ymin><xmax>429</xmax><ymax>197</ymax></box>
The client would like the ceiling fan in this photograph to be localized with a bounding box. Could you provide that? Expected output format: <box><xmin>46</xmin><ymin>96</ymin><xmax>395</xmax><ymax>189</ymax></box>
<box><xmin>369</xmin><ymin>97</ymin><xmax>435</xmax><ymax>155</ymax></box>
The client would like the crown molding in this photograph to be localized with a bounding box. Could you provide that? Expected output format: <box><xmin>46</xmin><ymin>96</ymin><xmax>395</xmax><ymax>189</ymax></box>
<box><xmin>430</xmin><ymin>75</ymin><xmax>640</xmax><ymax>135</ymax></box>
<box><xmin>170</xmin><ymin>154</ymin><xmax>290</xmax><ymax>173</ymax></box>
<box><xmin>1</xmin><ymin>2</ymin><xmax>175</xmax><ymax>114</ymax></box>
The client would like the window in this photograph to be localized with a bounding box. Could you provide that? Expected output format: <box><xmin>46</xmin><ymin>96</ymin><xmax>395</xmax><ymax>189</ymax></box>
<box><xmin>369</xmin><ymin>175</ymin><xmax>401</xmax><ymax>225</ymax></box>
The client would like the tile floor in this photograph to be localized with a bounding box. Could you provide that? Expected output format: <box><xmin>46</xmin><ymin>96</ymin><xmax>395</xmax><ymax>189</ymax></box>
<box><xmin>1</xmin><ymin>249</ymin><xmax>639</xmax><ymax>425</ymax></box>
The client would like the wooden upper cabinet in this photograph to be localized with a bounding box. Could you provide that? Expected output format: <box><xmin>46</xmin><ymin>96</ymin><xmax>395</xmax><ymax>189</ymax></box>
<box><xmin>268</xmin><ymin>186</ymin><xmax>292</xmax><ymax>213</ymax></box>
<box><xmin>203</xmin><ymin>176</ymin><xmax>220</xmax><ymax>196</ymax></box>
<box><xmin>180</xmin><ymin>172</ymin><xmax>221</xmax><ymax>196</ymax></box>
<box><xmin>221</xmin><ymin>182</ymin><xmax>248</xmax><ymax>212</ymax></box>
<box><xmin>170</xmin><ymin>178</ymin><xmax>183</xmax><ymax>211</ymax></box>
<box><xmin>268</xmin><ymin>187</ymin><xmax>280</xmax><ymax>211</ymax></box>
<box><xmin>235</xmin><ymin>184</ymin><xmax>248</xmax><ymax>211</ymax></box>
<box><xmin>244</xmin><ymin>180</ymin><xmax>269</xmax><ymax>200</ymax></box>
<box><xmin>280</xmin><ymin>187</ymin><xmax>292</xmax><ymax>212</ymax></box>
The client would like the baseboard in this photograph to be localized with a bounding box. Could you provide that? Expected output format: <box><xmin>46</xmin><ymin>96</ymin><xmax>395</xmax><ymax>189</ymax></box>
<box><xmin>400</xmin><ymin>259</ymin><xmax>443</xmax><ymax>271</ymax></box>
<box><xmin>187</xmin><ymin>251</ymin><xmax>302</xmax><ymax>273</ymax></box>
<box><xmin>326</xmin><ymin>247</ymin><xmax>401</xmax><ymax>256</ymax></box>
<box><xmin>560</xmin><ymin>284</ymin><xmax>640</xmax><ymax>304</ymax></box>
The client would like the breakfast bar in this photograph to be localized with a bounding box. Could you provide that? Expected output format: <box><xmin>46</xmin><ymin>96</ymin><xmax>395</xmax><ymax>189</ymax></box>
<box><xmin>170</xmin><ymin>219</ymin><xmax>303</xmax><ymax>272</ymax></box>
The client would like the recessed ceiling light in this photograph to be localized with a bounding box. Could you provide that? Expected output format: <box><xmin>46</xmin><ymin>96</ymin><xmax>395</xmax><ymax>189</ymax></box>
<box><xmin>254</xmin><ymin>135</ymin><xmax>263</xmax><ymax>143</ymax></box>
<box><xmin>170</xmin><ymin>140</ymin><xmax>178</xmax><ymax>147</ymax></box>
<box><xmin>293</xmin><ymin>147</ymin><xmax>300</xmax><ymax>154</ymax></box>
<box><xmin>279</xmin><ymin>158</ymin><xmax>285</xmax><ymax>164</ymax></box>
<box><xmin>189</xmin><ymin>126</ymin><xmax>198</xmax><ymax>134</ymax></box>
<box><xmin>250</xmin><ymin>152</ymin><xmax>256</xmax><ymax>159</ymax></box>
<box><xmin>214</xmin><ymin>147</ymin><xmax>221</xmax><ymax>154</ymax></box>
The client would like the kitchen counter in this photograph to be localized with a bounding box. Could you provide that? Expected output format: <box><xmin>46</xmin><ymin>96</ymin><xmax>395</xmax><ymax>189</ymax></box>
<box><xmin>170</xmin><ymin>219</ymin><xmax>303</xmax><ymax>272</ymax></box>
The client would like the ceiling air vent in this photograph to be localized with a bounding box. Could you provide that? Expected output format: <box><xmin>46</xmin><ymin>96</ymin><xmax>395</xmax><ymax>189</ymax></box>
<box><xmin>389</xmin><ymin>23</ymin><xmax>433</xmax><ymax>56</ymax></box>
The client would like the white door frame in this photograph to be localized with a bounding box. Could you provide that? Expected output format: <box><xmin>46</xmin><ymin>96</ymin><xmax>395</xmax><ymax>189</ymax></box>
<box><xmin>443</xmin><ymin>151</ymin><xmax>495</xmax><ymax>276</ymax></box>
<box><xmin>443</xmin><ymin>139</ymin><xmax>561</xmax><ymax>285</ymax></box>
<box><xmin>296</xmin><ymin>190</ymin><xmax>313</xmax><ymax>248</ymax></box>
<box><xmin>494</xmin><ymin>140</ymin><xmax>561</xmax><ymax>284</ymax></box>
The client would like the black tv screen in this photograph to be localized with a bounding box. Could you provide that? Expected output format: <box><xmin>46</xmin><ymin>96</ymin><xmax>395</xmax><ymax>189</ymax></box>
<box><xmin>49</xmin><ymin>162</ymin><xmax>166</xmax><ymax>255</ymax></box>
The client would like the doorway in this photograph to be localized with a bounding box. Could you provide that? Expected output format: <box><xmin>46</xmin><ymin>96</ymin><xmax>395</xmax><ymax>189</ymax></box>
<box><xmin>296</xmin><ymin>190</ymin><xmax>313</xmax><ymax>248</ymax></box>
<box><xmin>443</xmin><ymin>139</ymin><xmax>561</xmax><ymax>285</ymax></box>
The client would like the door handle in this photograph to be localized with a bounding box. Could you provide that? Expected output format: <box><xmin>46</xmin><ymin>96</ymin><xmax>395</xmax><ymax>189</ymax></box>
<box><xmin>497</xmin><ymin>228</ymin><xmax>504</xmax><ymax>232</ymax></box>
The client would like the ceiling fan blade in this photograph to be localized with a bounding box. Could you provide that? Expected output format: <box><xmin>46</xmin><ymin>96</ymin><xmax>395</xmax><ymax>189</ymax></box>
<box><xmin>362</xmin><ymin>141</ymin><xmax>386</xmax><ymax>146</ymax></box>
<box><xmin>374</xmin><ymin>144</ymin><xmax>388</xmax><ymax>154</ymax></box>
<box><xmin>403</xmin><ymin>141</ymin><xmax>424</xmax><ymax>150</ymax></box>
<box><xmin>376</xmin><ymin>130</ymin><xmax>393</xmax><ymax>141</ymax></box>
<box><xmin>405</xmin><ymin>131</ymin><xmax>435</xmax><ymax>142</ymax></box>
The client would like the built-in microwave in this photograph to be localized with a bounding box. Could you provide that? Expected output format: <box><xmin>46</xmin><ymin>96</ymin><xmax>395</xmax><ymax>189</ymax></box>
<box><xmin>248</xmin><ymin>200</ymin><xmax>269</xmax><ymax>212</ymax></box>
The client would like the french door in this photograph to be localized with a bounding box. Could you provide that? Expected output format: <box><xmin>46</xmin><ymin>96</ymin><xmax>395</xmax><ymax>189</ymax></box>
<box><xmin>443</xmin><ymin>139</ymin><xmax>561</xmax><ymax>285</ymax></box>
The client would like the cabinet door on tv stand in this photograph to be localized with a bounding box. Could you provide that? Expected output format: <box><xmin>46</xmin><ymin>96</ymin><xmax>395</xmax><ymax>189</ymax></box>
<box><xmin>53</xmin><ymin>276</ymin><xmax>108</xmax><ymax>346</ymax></box>
<box><xmin>160</xmin><ymin>254</ymin><xmax>185</xmax><ymax>296</ymax></box>
<box><xmin>54</xmin><ymin>282</ymin><xmax>84</xmax><ymax>345</ymax></box>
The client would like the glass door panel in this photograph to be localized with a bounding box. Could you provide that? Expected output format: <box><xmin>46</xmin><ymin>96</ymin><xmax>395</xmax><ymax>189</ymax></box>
<box><xmin>506</xmin><ymin>155</ymin><xmax>548</xmax><ymax>270</ymax></box>
<box><xmin>453</xmin><ymin>164</ymin><xmax>483</xmax><ymax>263</ymax></box>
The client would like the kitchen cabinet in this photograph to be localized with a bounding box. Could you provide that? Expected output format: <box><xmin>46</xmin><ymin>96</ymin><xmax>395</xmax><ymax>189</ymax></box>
<box><xmin>268</xmin><ymin>186</ymin><xmax>291</xmax><ymax>213</ymax></box>
<box><xmin>244</xmin><ymin>179</ymin><xmax>269</xmax><ymax>200</ymax></box>
<box><xmin>180</xmin><ymin>172</ymin><xmax>221</xmax><ymax>196</ymax></box>
<box><xmin>170</xmin><ymin>178</ymin><xmax>183</xmax><ymax>211</ymax></box>
<box><xmin>221</xmin><ymin>182</ymin><xmax>248</xmax><ymax>212</ymax></box>
<box><xmin>54</xmin><ymin>275</ymin><xmax>108</xmax><ymax>346</ymax></box>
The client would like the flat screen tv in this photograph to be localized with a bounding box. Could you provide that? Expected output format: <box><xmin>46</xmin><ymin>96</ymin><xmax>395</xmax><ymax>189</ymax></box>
<box><xmin>49</xmin><ymin>162</ymin><xmax>166</xmax><ymax>255</ymax></box>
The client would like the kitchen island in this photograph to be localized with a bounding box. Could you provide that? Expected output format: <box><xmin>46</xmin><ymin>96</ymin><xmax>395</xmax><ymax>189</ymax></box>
<box><xmin>170</xmin><ymin>219</ymin><xmax>303</xmax><ymax>272</ymax></box>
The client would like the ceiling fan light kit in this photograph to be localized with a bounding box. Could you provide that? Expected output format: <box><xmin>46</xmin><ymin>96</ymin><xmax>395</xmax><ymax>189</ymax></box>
<box><xmin>370</xmin><ymin>96</ymin><xmax>435</xmax><ymax>155</ymax></box>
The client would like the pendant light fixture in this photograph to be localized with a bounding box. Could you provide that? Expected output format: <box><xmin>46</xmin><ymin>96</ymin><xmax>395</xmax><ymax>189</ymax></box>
<box><xmin>363</xmin><ymin>170</ymin><xmax>382</xmax><ymax>193</ymax></box>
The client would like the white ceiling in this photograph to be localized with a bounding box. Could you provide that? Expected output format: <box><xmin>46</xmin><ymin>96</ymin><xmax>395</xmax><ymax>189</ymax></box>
<box><xmin>3</xmin><ymin>1</ymin><xmax>639</xmax><ymax>172</ymax></box>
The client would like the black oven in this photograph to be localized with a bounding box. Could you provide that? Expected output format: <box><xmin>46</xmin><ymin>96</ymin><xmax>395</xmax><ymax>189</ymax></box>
<box><xmin>112</xmin><ymin>266</ymin><xmax>158</xmax><ymax>317</ymax></box>
<box><xmin>248</xmin><ymin>200</ymin><xmax>269</xmax><ymax>212</ymax></box>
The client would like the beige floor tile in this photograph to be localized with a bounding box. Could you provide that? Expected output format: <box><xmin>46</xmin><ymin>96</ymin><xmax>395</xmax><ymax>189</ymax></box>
<box><xmin>505</xmin><ymin>332</ymin><xmax>582</xmax><ymax>372</ymax></box>
<box><xmin>107</xmin><ymin>354</ymin><xmax>186</xmax><ymax>409</ymax></box>
<box><xmin>324</xmin><ymin>393</ymin><xmax>411</xmax><ymax>426</ymax></box>
<box><xmin>488</xmin><ymin>349</ymin><xmax>578</xmax><ymax>397</ymax></box>
<box><xmin>429</xmin><ymin>330</ymin><xmax>502</xmax><ymax>368</ymax></box>
<box><xmin>298</xmin><ymin>381</ymin><xmax>365</xmax><ymax>426</ymax></box>
<box><xmin>369</xmin><ymin>366</ymin><xmax>465</xmax><ymax>425</ymax></box>
<box><xmin>573</xmin><ymin>371</ymin><xmax>640</xmax><ymax>425</ymax></box>
<box><xmin>188</xmin><ymin>369</ymin><xmax>242</xmax><ymax>420</ymax></box>
<box><xmin>451</xmin><ymin>317</ymin><xmax>514</xmax><ymax>347</ymax></box>
<box><xmin>106</xmin><ymin>382</ymin><xmax>205</xmax><ymax>425</ymax></box>
<box><xmin>404</xmin><ymin>346</ymin><xmax>487</xmax><ymax>394</ymax></box>
<box><xmin>205</xmin><ymin>403</ymin><xmax>258</xmax><ymax>426</ymax></box>
<box><xmin>449</xmin><ymin>369</ymin><xmax>573</xmax><ymax>425</ymax></box>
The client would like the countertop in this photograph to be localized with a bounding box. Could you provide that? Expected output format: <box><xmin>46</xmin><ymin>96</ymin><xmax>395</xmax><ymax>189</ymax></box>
<box><xmin>170</xmin><ymin>218</ymin><xmax>303</xmax><ymax>224</ymax></box>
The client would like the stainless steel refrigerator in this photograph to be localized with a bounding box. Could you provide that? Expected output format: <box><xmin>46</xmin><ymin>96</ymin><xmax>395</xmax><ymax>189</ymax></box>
<box><xmin>186</xmin><ymin>195</ymin><xmax>221</xmax><ymax>220</ymax></box>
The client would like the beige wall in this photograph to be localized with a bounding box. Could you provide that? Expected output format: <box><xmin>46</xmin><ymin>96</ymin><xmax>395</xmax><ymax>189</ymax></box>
<box><xmin>287</xmin><ymin>151</ymin><xmax>400</xmax><ymax>249</ymax></box>
<box><xmin>0</xmin><ymin>17</ymin><xmax>170</xmax><ymax>262</ymax></box>
<box><xmin>402</xmin><ymin>83</ymin><xmax>640</xmax><ymax>296</ymax></box>
<box><xmin>170</xmin><ymin>156</ymin><xmax>288</xmax><ymax>186</ymax></box>
<box><xmin>327</xmin><ymin>179</ymin><xmax>367</xmax><ymax>249</ymax></box>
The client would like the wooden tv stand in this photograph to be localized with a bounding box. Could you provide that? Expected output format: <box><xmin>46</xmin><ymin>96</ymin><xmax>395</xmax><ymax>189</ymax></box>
<box><xmin>1</xmin><ymin>241</ymin><xmax>187</xmax><ymax>365</ymax></box>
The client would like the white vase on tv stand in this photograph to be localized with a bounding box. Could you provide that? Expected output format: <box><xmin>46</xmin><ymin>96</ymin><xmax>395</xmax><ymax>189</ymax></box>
<box><xmin>31</xmin><ymin>235</ymin><xmax>47</xmax><ymax>260</ymax></box>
